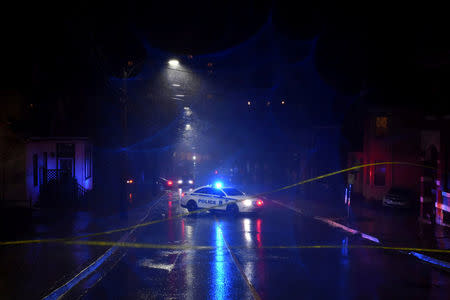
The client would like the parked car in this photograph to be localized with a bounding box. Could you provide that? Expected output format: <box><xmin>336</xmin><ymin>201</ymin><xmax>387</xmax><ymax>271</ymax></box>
<box><xmin>382</xmin><ymin>188</ymin><xmax>415</xmax><ymax>208</ymax></box>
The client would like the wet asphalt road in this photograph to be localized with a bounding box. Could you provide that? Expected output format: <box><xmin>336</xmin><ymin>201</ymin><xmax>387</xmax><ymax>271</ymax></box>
<box><xmin>80</xmin><ymin>192</ymin><xmax>450</xmax><ymax>299</ymax></box>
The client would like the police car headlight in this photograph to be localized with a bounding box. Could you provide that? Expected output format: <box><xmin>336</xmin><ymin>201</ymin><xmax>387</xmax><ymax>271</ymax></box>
<box><xmin>243</xmin><ymin>199</ymin><xmax>252</xmax><ymax>207</ymax></box>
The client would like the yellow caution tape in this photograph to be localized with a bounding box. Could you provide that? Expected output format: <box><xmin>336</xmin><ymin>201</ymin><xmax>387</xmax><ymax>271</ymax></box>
<box><xmin>0</xmin><ymin>161</ymin><xmax>436</xmax><ymax>247</ymax></box>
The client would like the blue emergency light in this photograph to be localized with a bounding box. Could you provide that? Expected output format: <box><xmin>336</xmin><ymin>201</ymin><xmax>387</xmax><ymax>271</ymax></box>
<box><xmin>214</xmin><ymin>181</ymin><xmax>223</xmax><ymax>189</ymax></box>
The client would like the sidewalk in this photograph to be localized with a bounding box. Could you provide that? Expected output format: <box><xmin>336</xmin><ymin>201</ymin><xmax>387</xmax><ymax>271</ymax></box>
<box><xmin>268</xmin><ymin>189</ymin><xmax>450</xmax><ymax>270</ymax></box>
<box><xmin>0</xmin><ymin>192</ymin><xmax>164</xmax><ymax>299</ymax></box>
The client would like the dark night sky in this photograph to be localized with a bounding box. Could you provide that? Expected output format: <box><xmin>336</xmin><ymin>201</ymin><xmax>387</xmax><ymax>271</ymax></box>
<box><xmin>3</xmin><ymin>1</ymin><xmax>450</xmax><ymax>139</ymax></box>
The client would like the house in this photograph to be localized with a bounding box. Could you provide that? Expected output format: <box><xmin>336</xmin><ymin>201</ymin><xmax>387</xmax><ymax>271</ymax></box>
<box><xmin>348</xmin><ymin>109</ymin><xmax>435</xmax><ymax>202</ymax></box>
<box><xmin>0</xmin><ymin>136</ymin><xmax>93</xmax><ymax>208</ymax></box>
<box><xmin>431</xmin><ymin>120</ymin><xmax>450</xmax><ymax>226</ymax></box>
<box><xmin>347</xmin><ymin>108</ymin><xmax>450</xmax><ymax>226</ymax></box>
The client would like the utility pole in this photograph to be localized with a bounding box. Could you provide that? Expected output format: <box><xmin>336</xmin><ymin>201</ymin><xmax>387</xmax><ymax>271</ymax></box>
<box><xmin>119</xmin><ymin>60</ymin><xmax>135</xmax><ymax>218</ymax></box>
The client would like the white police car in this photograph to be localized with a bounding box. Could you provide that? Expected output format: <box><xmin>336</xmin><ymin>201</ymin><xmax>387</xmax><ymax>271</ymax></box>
<box><xmin>180</xmin><ymin>185</ymin><xmax>264</xmax><ymax>215</ymax></box>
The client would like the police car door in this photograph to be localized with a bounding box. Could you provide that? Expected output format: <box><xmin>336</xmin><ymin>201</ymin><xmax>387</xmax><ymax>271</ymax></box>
<box><xmin>196</xmin><ymin>188</ymin><xmax>216</xmax><ymax>208</ymax></box>
<box><xmin>211</xmin><ymin>188</ymin><xmax>226</xmax><ymax>208</ymax></box>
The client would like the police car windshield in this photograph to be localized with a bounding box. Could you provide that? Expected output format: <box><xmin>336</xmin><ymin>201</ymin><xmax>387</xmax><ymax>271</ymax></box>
<box><xmin>222</xmin><ymin>188</ymin><xmax>244</xmax><ymax>196</ymax></box>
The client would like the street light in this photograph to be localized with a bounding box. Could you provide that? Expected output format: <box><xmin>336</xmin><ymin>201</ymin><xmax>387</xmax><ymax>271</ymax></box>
<box><xmin>168</xmin><ymin>59</ymin><xmax>179</xmax><ymax>67</ymax></box>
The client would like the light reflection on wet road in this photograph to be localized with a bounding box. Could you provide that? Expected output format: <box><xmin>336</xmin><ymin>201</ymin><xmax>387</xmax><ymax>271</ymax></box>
<box><xmin>82</xmin><ymin>192</ymin><xmax>450</xmax><ymax>299</ymax></box>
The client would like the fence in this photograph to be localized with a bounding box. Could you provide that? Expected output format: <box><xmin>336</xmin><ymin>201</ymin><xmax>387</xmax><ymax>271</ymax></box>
<box><xmin>39</xmin><ymin>168</ymin><xmax>88</xmax><ymax>207</ymax></box>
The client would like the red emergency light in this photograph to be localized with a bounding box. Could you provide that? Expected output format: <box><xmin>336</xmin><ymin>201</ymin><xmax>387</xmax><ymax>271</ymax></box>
<box><xmin>256</xmin><ymin>199</ymin><xmax>263</xmax><ymax>207</ymax></box>
<box><xmin>167</xmin><ymin>180</ymin><xmax>173</xmax><ymax>186</ymax></box>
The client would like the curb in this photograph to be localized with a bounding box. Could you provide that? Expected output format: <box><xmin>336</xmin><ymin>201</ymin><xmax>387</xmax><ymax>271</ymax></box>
<box><xmin>409</xmin><ymin>252</ymin><xmax>450</xmax><ymax>270</ymax></box>
<box><xmin>271</xmin><ymin>199</ymin><xmax>380</xmax><ymax>243</ymax></box>
<box><xmin>42</xmin><ymin>193</ymin><xmax>165</xmax><ymax>300</ymax></box>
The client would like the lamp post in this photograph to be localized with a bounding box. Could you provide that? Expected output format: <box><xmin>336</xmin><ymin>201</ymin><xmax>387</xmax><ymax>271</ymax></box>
<box><xmin>119</xmin><ymin>60</ymin><xmax>138</xmax><ymax>218</ymax></box>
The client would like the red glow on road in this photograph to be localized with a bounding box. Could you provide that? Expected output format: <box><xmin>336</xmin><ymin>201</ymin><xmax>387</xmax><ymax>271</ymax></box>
<box><xmin>256</xmin><ymin>219</ymin><xmax>262</xmax><ymax>247</ymax></box>
<box><xmin>181</xmin><ymin>220</ymin><xmax>185</xmax><ymax>239</ymax></box>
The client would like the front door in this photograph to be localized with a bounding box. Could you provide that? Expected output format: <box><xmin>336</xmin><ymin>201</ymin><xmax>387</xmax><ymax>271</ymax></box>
<box><xmin>59</xmin><ymin>158</ymin><xmax>73</xmax><ymax>177</ymax></box>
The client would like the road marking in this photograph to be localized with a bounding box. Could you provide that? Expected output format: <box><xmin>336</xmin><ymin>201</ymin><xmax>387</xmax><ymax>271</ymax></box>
<box><xmin>215</xmin><ymin>217</ymin><xmax>261</xmax><ymax>300</ymax></box>
<box><xmin>42</xmin><ymin>194</ymin><xmax>165</xmax><ymax>300</ymax></box>
<box><xmin>314</xmin><ymin>217</ymin><xmax>359</xmax><ymax>235</ymax></box>
<box><xmin>139</xmin><ymin>259</ymin><xmax>177</xmax><ymax>272</ymax></box>
<box><xmin>273</xmin><ymin>200</ymin><xmax>381</xmax><ymax>243</ymax></box>
<box><xmin>65</xmin><ymin>240</ymin><xmax>213</xmax><ymax>249</ymax></box>
<box><xmin>360</xmin><ymin>233</ymin><xmax>380</xmax><ymax>243</ymax></box>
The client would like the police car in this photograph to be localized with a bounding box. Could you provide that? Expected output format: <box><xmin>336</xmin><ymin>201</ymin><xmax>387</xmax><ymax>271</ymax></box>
<box><xmin>180</xmin><ymin>184</ymin><xmax>263</xmax><ymax>215</ymax></box>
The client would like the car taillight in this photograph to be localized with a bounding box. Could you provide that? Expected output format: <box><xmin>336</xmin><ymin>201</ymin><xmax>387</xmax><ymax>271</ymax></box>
<box><xmin>167</xmin><ymin>180</ymin><xmax>173</xmax><ymax>186</ymax></box>
<box><xmin>181</xmin><ymin>192</ymin><xmax>185</xmax><ymax>197</ymax></box>
<box><xmin>256</xmin><ymin>199</ymin><xmax>263</xmax><ymax>207</ymax></box>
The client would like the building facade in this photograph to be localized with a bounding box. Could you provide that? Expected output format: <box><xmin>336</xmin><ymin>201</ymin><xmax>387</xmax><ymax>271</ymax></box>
<box><xmin>348</xmin><ymin>110</ymin><xmax>450</xmax><ymax>226</ymax></box>
<box><xmin>0</xmin><ymin>136</ymin><xmax>93</xmax><ymax>207</ymax></box>
<box><xmin>349</xmin><ymin>111</ymin><xmax>428</xmax><ymax>202</ymax></box>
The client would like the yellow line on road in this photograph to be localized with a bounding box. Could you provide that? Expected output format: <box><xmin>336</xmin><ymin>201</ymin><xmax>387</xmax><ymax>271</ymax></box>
<box><xmin>18</xmin><ymin>238</ymin><xmax>450</xmax><ymax>254</ymax></box>
<box><xmin>65</xmin><ymin>240</ymin><xmax>214</xmax><ymax>250</ymax></box>
<box><xmin>0</xmin><ymin>162</ymin><xmax>436</xmax><ymax>247</ymax></box>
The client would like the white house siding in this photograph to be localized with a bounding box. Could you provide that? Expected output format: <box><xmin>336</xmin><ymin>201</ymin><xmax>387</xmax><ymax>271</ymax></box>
<box><xmin>26</xmin><ymin>139</ymin><xmax>93</xmax><ymax>205</ymax></box>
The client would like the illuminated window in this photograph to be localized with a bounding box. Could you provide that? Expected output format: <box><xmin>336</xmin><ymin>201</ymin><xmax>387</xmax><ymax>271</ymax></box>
<box><xmin>376</xmin><ymin>117</ymin><xmax>388</xmax><ymax>128</ymax></box>
<box><xmin>375</xmin><ymin>116</ymin><xmax>388</xmax><ymax>137</ymax></box>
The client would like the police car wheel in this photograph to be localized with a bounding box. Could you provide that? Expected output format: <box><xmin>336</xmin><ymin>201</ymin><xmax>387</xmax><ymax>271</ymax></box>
<box><xmin>226</xmin><ymin>204</ymin><xmax>239</xmax><ymax>216</ymax></box>
<box><xmin>187</xmin><ymin>200</ymin><xmax>198</xmax><ymax>212</ymax></box>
